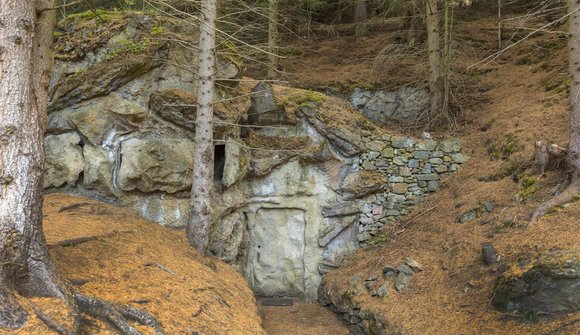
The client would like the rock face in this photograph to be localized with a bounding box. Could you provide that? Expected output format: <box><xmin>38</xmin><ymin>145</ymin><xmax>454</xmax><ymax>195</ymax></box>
<box><xmin>44</xmin><ymin>133</ymin><xmax>84</xmax><ymax>188</ymax></box>
<box><xmin>492</xmin><ymin>250</ymin><xmax>580</xmax><ymax>316</ymax></box>
<box><xmin>351</xmin><ymin>87</ymin><xmax>430</xmax><ymax>124</ymax></box>
<box><xmin>45</xmin><ymin>12</ymin><xmax>467</xmax><ymax>300</ymax></box>
<box><xmin>118</xmin><ymin>136</ymin><xmax>196</xmax><ymax>193</ymax></box>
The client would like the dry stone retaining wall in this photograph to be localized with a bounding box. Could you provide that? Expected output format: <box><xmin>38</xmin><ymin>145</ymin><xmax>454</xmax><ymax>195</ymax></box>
<box><xmin>356</xmin><ymin>135</ymin><xmax>467</xmax><ymax>245</ymax></box>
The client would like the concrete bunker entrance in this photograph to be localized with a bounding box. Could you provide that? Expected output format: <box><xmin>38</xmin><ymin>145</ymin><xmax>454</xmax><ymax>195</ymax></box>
<box><xmin>247</xmin><ymin>207</ymin><xmax>307</xmax><ymax>297</ymax></box>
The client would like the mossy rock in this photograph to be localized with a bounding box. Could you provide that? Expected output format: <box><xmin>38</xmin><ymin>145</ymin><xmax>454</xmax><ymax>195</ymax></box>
<box><xmin>492</xmin><ymin>250</ymin><xmax>580</xmax><ymax>317</ymax></box>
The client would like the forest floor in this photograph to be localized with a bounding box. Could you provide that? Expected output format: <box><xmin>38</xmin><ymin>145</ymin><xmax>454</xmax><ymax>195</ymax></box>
<box><xmin>282</xmin><ymin>12</ymin><xmax>580</xmax><ymax>335</ymax></box>
<box><xmin>3</xmin><ymin>194</ymin><xmax>265</xmax><ymax>335</ymax></box>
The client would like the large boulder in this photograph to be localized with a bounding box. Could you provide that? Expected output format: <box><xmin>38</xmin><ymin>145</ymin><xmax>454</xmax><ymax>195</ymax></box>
<box><xmin>118</xmin><ymin>136</ymin><xmax>196</xmax><ymax>193</ymax></box>
<box><xmin>44</xmin><ymin>133</ymin><xmax>85</xmax><ymax>188</ymax></box>
<box><xmin>492</xmin><ymin>250</ymin><xmax>580</xmax><ymax>317</ymax></box>
<box><xmin>351</xmin><ymin>87</ymin><xmax>430</xmax><ymax>124</ymax></box>
<box><xmin>83</xmin><ymin>145</ymin><xmax>115</xmax><ymax>195</ymax></box>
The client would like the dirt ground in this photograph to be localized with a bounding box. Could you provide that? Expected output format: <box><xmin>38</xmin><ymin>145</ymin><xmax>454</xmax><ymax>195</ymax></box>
<box><xmin>259</xmin><ymin>300</ymin><xmax>352</xmax><ymax>335</ymax></box>
<box><xmin>3</xmin><ymin>194</ymin><xmax>265</xmax><ymax>335</ymax></box>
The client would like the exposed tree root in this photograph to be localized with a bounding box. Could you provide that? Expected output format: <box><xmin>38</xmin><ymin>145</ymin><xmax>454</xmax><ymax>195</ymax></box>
<box><xmin>25</xmin><ymin>293</ymin><xmax>166</xmax><ymax>335</ymax></box>
<box><xmin>528</xmin><ymin>178</ymin><xmax>580</xmax><ymax>224</ymax></box>
<box><xmin>33</xmin><ymin>305</ymin><xmax>75</xmax><ymax>335</ymax></box>
<box><xmin>75</xmin><ymin>294</ymin><xmax>166</xmax><ymax>335</ymax></box>
<box><xmin>0</xmin><ymin>288</ymin><xmax>28</xmax><ymax>329</ymax></box>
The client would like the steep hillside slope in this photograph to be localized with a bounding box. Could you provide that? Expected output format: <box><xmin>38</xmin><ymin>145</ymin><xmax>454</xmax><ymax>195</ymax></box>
<box><xmin>1</xmin><ymin>194</ymin><xmax>265</xmax><ymax>335</ymax></box>
<box><xmin>318</xmin><ymin>16</ymin><xmax>579</xmax><ymax>335</ymax></box>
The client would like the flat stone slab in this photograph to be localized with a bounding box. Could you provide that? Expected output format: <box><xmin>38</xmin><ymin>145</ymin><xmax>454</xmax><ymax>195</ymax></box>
<box><xmin>260</xmin><ymin>297</ymin><xmax>294</xmax><ymax>306</ymax></box>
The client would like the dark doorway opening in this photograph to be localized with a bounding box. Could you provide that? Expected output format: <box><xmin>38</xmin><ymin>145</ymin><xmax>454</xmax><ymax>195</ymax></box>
<box><xmin>214</xmin><ymin>144</ymin><xmax>226</xmax><ymax>184</ymax></box>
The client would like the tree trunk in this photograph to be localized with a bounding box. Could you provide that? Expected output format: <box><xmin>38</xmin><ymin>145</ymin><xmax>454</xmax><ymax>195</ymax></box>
<box><xmin>187</xmin><ymin>0</ymin><xmax>217</xmax><ymax>254</ymax></box>
<box><xmin>426</xmin><ymin>0</ymin><xmax>443</xmax><ymax>119</ymax></box>
<box><xmin>568</xmin><ymin>0</ymin><xmax>580</xmax><ymax>180</ymax></box>
<box><xmin>267</xmin><ymin>0</ymin><xmax>279</xmax><ymax>79</ymax></box>
<box><xmin>0</xmin><ymin>0</ymin><xmax>76</xmax><ymax>330</ymax></box>
<box><xmin>529</xmin><ymin>0</ymin><xmax>580</xmax><ymax>222</ymax></box>
<box><xmin>353</xmin><ymin>0</ymin><xmax>368</xmax><ymax>23</ymax></box>
<box><xmin>400</xmin><ymin>0</ymin><xmax>424</xmax><ymax>46</ymax></box>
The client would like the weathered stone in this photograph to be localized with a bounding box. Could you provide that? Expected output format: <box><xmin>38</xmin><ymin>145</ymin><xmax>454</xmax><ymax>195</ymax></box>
<box><xmin>69</xmin><ymin>108</ymin><xmax>112</xmax><ymax>146</ymax></box>
<box><xmin>83</xmin><ymin>145</ymin><xmax>114</xmax><ymax>195</ymax></box>
<box><xmin>404</xmin><ymin>257</ymin><xmax>423</xmax><ymax>272</ymax></box>
<box><xmin>389</xmin><ymin>176</ymin><xmax>404</xmax><ymax>183</ymax></box>
<box><xmin>44</xmin><ymin>133</ymin><xmax>84</xmax><ymax>188</ymax></box>
<box><xmin>209</xmin><ymin>211</ymin><xmax>246</xmax><ymax>263</ymax></box>
<box><xmin>482</xmin><ymin>243</ymin><xmax>498</xmax><ymax>265</ymax></box>
<box><xmin>492</xmin><ymin>250</ymin><xmax>579</xmax><ymax>316</ymax></box>
<box><xmin>358</xmin><ymin>231</ymin><xmax>372</xmax><ymax>242</ymax></box>
<box><xmin>351</xmin><ymin>87</ymin><xmax>430</xmax><ymax>124</ymax></box>
<box><xmin>391</xmin><ymin>135</ymin><xmax>415</xmax><ymax>148</ymax></box>
<box><xmin>416</xmin><ymin>173</ymin><xmax>439</xmax><ymax>181</ymax></box>
<box><xmin>395</xmin><ymin>272</ymin><xmax>411</xmax><ymax>291</ymax></box>
<box><xmin>383</xmin><ymin>265</ymin><xmax>397</xmax><ymax>277</ymax></box>
<box><xmin>452</xmin><ymin>153</ymin><xmax>469</xmax><ymax>164</ymax></box>
<box><xmin>408</xmin><ymin>159</ymin><xmax>419</xmax><ymax>168</ymax></box>
<box><xmin>299</xmin><ymin>107</ymin><xmax>364</xmax><ymax>157</ymax></box>
<box><xmin>120</xmin><ymin>194</ymin><xmax>191</xmax><ymax>228</ymax></box>
<box><xmin>416</xmin><ymin>139</ymin><xmax>437</xmax><ymax>151</ymax></box>
<box><xmin>381</xmin><ymin>147</ymin><xmax>395</xmax><ymax>158</ymax></box>
<box><xmin>429</xmin><ymin>157</ymin><xmax>444</xmax><ymax>165</ymax></box>
<box><xmin>439</xmin><ymin>137</ymin><xmax>461</xmax><ymax>153</ymax></box>
<box><xmin>222</xmin><ymin>138</ymin><xmax>249</xmax><ymax>188</ymax></box>
<box><xmin>458</xmin><ymin>210</ymin><xmax>477</xmax><ymax>223</ymax></box>
<box><xmin>362</xmin><ymin>160</ymin><xmax>377</xmax><ymax>171</ymax></box>
<box><xmin>319</xmin><ymin>215</ymin><xmax>358</xmax><ymax>247</ymax></box>
<box><xmin>366</xmin><ymin>140</ymin><xmax>386</xmax><ymax>152</ymax></box>
<box><xmin>322</xmin><ymin>202</ymin><xmax>360</xmax><ymax>217</ymax></box>
<box><xmin>413</xmin><ymin>150</ymin><xmax>430</xmax><ymax>160</ymax></box>
<box><xmin>397</xmin><ymin>264</ymin><xmax>414</xmax><ymax>276</ymax></box>
<box><xmin>118</xmin><ymin>136</ymin><xmax>196</xmax><ymax>193</ymax></box>
<box><xmin>392</xmin><ymin>183</ymin><xmax>408</xmax><ymax>194</ymax></box>
<box><xmin>483</xmin><ymin>201</ymin><xmax>496</xmax><ymax>213</ymax></box>
<box><xmin>434</xmin><ymin>165</ymin><xmax>448</xmax><ymax>173</ymax></box>
<box><xmin>431</xmin><ymin>150</ymin><xmax>444</xmax><ymax>158</ymax></box>
<box><xmin>427</xmin><ymin>180</ymin><xmax>439</xmax><ymax>192</ymax></box>
<box><xmin>49</xmin><ymin>49</ymin><xmax>162</xmax><ymax>112</ymax></box>
<box><xmin>377</xmin><ymin>284</ymin><xmax>389</xmax><ymax>299</ymax></box>
<box><xmin>367</xmin><ymin>151</ymin><xmax>380</xmax><ymax>160</ymax></box>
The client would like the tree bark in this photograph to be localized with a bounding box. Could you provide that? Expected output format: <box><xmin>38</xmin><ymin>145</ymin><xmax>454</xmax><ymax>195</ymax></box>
<box><xmin>187</xmin><ymin>0</ymin><xmax>217</xmax><ymax>254</ymax></box>
<box><xmin>426</xmin><ymin>0</ymin><xmax>443</xmax><ymax>119</ymax></box>
<box><xmin>400</xmin><ymin>0</ymin><xmax>424</xmax><ymax>46</ymax></box>
<box><xmin>267</xmin><ymin>0</ymin><xmax>279</xmax><ymax>80</ymax></box>
<box><xmin>353</xmin><ymin>0</ymin><xmax>368</xmax><ymax>23</ymax></box>
<box><xmin>0</xmin><ymin>0</ymin><xmax>77</xmax><ymax>330</ymax></box>
<box><xmin>568</xmin><ymin>0</ymin><xmax>580</xmax><ymax>179</ymax></box>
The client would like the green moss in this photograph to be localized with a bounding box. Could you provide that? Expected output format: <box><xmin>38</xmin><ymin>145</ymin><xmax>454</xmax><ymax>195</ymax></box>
<box><xmin>278</xmin><ymin>90</ymin><xmax>326</xmax><ymax>110</ymax></box>
<box><xmin>367</xmin><ymin>233</ymin><xmax>389</xmax><ymax>247</ymax></box>
<box><xmin>150</xmin><ymin>25</ymin><xmax>164</xmax><ymax>36</ymax></box>
<box><xmin>105</xmin><ymin>36</ymin><xmax>151</xmax><ymax>60</ymax></box>
<box><xmin>517</xmin><ymin>174</ymin><xmax>540</xmax><ymax>201</ymax></box>
<box><xmin>487</xmin><ymin>133</ymin><xmax>519</xmax><ymax>161</ymax></box>
<box><xmin>66</xmin><ymin>9</ymin><xmax>123</xmax><ymax>22</ymax></box>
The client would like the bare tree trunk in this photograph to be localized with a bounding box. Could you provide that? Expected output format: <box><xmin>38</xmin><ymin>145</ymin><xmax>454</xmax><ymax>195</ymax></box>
<box><xmin>0</xmin><ymin>0</ymin><xmax>77</xmax><ymax>330</ymax></box>
<box><xmin>400</xmin><ymin>0</ymin><xmax>424</xmax><ymax>46</ymax></box>
<box><xmin>187</xmin><ymin>0</ymin><xmax>217</xmax><ymax>254</ymax></box>
<box><xmin>267</xmin><ymin>0</ymin><xmax>279</xmax><ymax>80</ymax></box>
<box><xmin>529</xmin><ymin>0</ymin><xmax>580</xmax><ymax>222</ymax></box>
<box><xmin>569</xmin><ymin>0</ymin><xmax>580</xmax><ymax>180</ymax></box>
<box><xmin>426</xmin><ymin>0</ymin><xmax>443</xmax><ymax>119</ymax></box>
<box><xmin>353</xmin><ymin>0</ymin><xmax>368</xmax><ymax>23</ymax></box>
